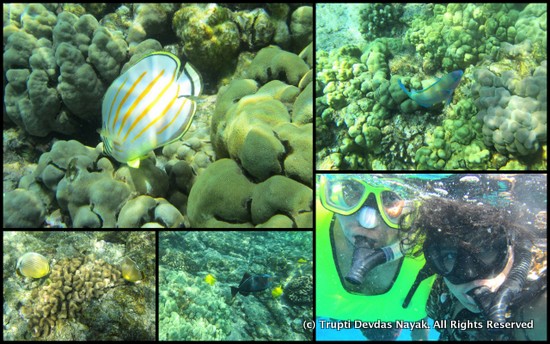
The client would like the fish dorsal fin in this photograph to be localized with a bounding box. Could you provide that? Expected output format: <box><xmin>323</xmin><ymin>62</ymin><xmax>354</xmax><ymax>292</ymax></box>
<box><xmin>177</xmin><ymin>61</ymin><xmax>202</xmax><ymax>97</ymax></box>
<box><xmin>239</xmin><ymin>272</ymin><xmax>252</xmax><ymax>286</ymax></box>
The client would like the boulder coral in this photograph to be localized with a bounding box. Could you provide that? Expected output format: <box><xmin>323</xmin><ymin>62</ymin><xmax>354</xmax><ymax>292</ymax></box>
<box><xmin>172</xmin><ymin>4</ymin><xmax>240</xmax><ymax>77</ymax></box>
<box><xmin>187</xmin><ymin>159</ymin><xmax>312</xmax><ymax>228</ymax></box>
<box><xmin>13</xmin><ymin>140</ymin><xmax>187</xmax><ymax>228</ymax></box>
<box><xmin>4</xmin><ymin>5</ymin><xmax>128</xmax><ymax>137</ymax></box>
<box><xmin>472</xmin><ymin>63</ymin><xmax>547</xmax><ymax>156</ymax></box>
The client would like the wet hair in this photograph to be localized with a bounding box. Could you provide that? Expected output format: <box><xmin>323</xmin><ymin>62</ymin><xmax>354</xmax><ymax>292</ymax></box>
<box><xmin>400</xmin><ymin>197</ymin><xmax>535</xmax><ymax>258</ymax></box>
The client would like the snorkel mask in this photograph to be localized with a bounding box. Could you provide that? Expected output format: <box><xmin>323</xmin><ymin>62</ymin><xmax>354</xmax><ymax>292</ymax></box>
<box><xmin>319</xmin><ymin>175</ymin><xmax>420</xmax><ymax>285</ymax></box>
<box><xmin>319</xmin><ymin>175</ymin><xmax>417</xmax><ymax>229</ymax></box>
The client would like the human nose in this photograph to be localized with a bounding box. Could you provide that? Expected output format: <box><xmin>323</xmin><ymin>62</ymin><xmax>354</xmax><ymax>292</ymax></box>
<box><xmin>357</xmin><ymin>206</ymin><xmax>379</xmax><ymax>229</ymax></box>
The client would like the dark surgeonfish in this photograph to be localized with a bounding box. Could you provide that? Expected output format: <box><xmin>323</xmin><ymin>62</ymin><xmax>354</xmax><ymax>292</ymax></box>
<box><xmin>231</xmin><ymin>272</ymin><xmax>272</xmax><ymax>297</ymax></box>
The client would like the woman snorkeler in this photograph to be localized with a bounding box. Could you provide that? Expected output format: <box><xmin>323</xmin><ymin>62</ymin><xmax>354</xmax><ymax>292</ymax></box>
<box><xmin>401</xmin><ymin>197</ymin><xmax>547</xmax><ymax>340</ymax></box>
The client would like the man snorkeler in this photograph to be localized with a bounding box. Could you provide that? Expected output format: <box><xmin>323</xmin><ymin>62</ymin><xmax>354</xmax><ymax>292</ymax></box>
<box><xmin>317</xmin><ymin>174</ymin><xmax>434</xmax><ymax>340</ymax></box>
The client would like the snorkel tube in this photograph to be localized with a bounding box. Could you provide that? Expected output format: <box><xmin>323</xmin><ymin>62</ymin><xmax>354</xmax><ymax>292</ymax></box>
<box><xmin>461</xmin><ymin>238</ymin><xmax>533</xmax><ymax>333</ymax></box>
<box><xmin>486</xmin><ymin>240</ymin><xmax>533</xmax><ymax>323</ymax></box>
<box><xmin>346</xmin><ymin>237</ymin><xmax>403</xmax><ymax>285</ymax></box>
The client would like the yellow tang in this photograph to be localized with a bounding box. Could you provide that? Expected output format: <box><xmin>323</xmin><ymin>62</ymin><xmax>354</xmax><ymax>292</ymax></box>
<box><xmin>271</xmin><ymin>285</ymin><xmax>283</xmax><ymax>298</ymax></box>
<box><xmin>101</xmin><ymin>51</ymin><xmax>202</xmax><ymax>168</ymax></box>
<box><xmin>204</xmin><ymin>274</ymin><xmax>216</xmax><ymax>286</ymax></box>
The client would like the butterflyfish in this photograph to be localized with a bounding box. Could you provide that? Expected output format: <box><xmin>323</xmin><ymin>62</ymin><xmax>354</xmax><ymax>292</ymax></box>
<box><xmin>101</xmin><ymin>51</ymin><xmax>202</xmax><ymax>168</ymax></box>
<box><xmin>398</xmin><ymin>70</ymin><xmax>463</xmax><ymax>108</ymax></box>
<box><xmin>16</xmin><ymin>252</ymin><xmax>50</xmax><ymax>278</ymax></box>
<box><xmin>231</xmin><ymin>272</ymin><xmax>272</xmax><ymax>298</ymax></box>
<box><xmin>120</xmin><ymin>257</ymin><xmax>145</xmax><ymax>283</ymax></box>
<box><xmin>204</xmin><ymin>274</ymin><xmax>216</xmax><ymax>286</ymax></box>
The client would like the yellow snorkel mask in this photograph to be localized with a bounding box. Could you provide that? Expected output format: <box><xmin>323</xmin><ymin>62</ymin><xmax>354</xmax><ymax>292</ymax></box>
<box><xmin>319</xmin><ymin>175</ymin><xmax>418</xmax><ymax>230</ymax></box>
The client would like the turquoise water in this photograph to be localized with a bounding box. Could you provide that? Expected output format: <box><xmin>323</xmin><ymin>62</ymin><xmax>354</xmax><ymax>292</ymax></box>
<box><xmin>159</xmin><ymin>231</ymin><xmax>313</xmax><ymax>340</ymax></box>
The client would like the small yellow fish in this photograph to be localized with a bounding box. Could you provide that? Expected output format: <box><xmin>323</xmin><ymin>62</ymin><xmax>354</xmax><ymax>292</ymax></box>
<box><xmin>297</xmin><ymin>258</ymin><xmax>308</xmax><ymax>264</ymax></box>
<box><xmin>271</xmin><ymin>285</ymin><xmax>283</xmax><ymax>298</ymax></box>
<box><xmin>204</xmin><ymin>274</ymin><xmax>216</xmax><ymax>286</ymax></box>
<box><xmin>121</xmin><ymin>257</ymin><xmax>144</xmax><ymax>283</ymax></box>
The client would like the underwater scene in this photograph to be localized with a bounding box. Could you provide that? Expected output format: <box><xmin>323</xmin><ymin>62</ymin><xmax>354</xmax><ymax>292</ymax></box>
<box><xmin>159</xmin><ymin>231</ymin><xmax>313</xmax><ymax>340</ymax></box>
<box><xmin>316</xmin><ymin>4</ymin><xmax>547</xmax><ymax>170</ymax></box>
<box><xmin>316</xmin><ymin>173</ymin><xmax>547</xmax><ymax>340</ymax></box>
<box><xmin>3</xmin><ymin>3</ymin><xmax>313</xmax><ymax>228</ymax></box>
<box><xmin>3</xmin><ymin>231</ymin><xmax>155</xmax><ymax>340</ymax></box>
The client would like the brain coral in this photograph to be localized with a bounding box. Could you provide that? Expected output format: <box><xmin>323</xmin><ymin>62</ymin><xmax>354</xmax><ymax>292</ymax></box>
<box><xmin>20</xmin><ymin>257</ymin><xmax>123</xmax><ymax>337</ymax></box>
<box><xmin>472</xmin><ymin>62</ymin><xmax>547</xmax><ymax>156</ymax></box>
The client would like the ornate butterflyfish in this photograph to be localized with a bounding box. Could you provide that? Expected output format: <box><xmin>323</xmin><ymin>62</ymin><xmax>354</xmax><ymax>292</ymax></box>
<box><xmin>398</xmin><ymin>70</ymin><xmax>463</xmax><ymax>108</ymax></box>
<box><xmin>100</xmin><ymin>51</ymin><xmax>202</xmax><ymax>168</ymax></box>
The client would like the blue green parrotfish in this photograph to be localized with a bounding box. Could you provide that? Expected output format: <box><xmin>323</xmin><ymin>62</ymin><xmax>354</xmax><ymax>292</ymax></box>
<box><xmin>398</xmin><ymin>70</ymin><xmax>463</xmax><ymax>108</ymax></box>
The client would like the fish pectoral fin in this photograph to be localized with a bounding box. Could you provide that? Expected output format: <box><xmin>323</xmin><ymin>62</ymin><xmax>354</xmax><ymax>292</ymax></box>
<box><xmin>127</xmin><ymin>159</ymin><xmax>141</xmax><ymax>168</ymax></box>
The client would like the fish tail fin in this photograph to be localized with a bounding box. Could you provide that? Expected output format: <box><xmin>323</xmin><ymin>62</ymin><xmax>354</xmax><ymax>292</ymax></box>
<box><xmin>231</xmin><ymin>286</ymin><xmax>239</xmax><ymax>298</ymax></box>
<box><xmin>398</xmin><ymin>79</ymin><xmax>410</xmax><ymax>96</ymax></box>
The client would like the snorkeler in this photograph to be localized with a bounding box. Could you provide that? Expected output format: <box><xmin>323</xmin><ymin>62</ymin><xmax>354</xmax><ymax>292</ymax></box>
<box><xmin>402</xmin><ymin>197</ymin><xmax>547</xmax><ymax>340</ymax></box>
<box><xmin>317</xmin><ymin>174</ymin><xmax>434</xmax><ymax>340</ymax></box>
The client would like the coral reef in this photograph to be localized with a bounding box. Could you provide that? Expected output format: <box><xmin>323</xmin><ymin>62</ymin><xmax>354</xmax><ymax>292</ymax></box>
<box><xmin>472</xmin><ymin>62</ymin><xmax>547</xmax><ymax>156</ymax></box>
<box><xmin>316</xmin><ymin>3</ymin><xmax>547</xmax><ymax>170</ymax></box>
<box><xmin>191</xmin><ymin>43</ymin><xmax>313</xmax><ymax>228</ymax></box>
<box><xmin>159</xmin><ymin>231</ymin><xmax>313</xmax><ymax>340</ymax></box>
<box><xmin>358</xmin><ymin>4</ymin><xmax>404</xmax><ymax>42</ymax></box>
<box><xmin>284</xmin><ymin>275</ymin><xmax>313</xmax><ymax>306</ymax></box>
<box><xmin>3</xmin><ymin>4</ymin><xmax>312</xmax><ymax>227</ymax></box>
<box><xmin>172</xmin><ymin>4</ymin><xmax>240</xmax><ymax>78</ymax></box>
<box><xmin>3</xmin><ymin>231</ymin><xmax>156</xmax><ymax>340</ymax></box>
<box><xmin>3</xmin><ymin>189</ymin><xmax>46</xmax><ymax>228</ymax></box>
<box><xmin>21</xmin><ymin>257</ymin><xmax>123</xmax><ymax>337</ymax></box>
<box><xmin>4</xmin><ymin>6</ymin><xmax>128</xmax><ymax>137</ymax></box>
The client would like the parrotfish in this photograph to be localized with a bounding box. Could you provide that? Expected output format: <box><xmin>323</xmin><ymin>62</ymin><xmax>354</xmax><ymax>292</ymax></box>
<box><xmin>101</xmin><ymin>51</ymin><xmax>202</xmax><ymax>168</ymax></box>
<box><xmin>398</xmin><ymin>70</ymin><xmax>463</xmax><ymax>108</ymax></box>
<box><xmin>231</xmin><ymin>272</ymin><xmax>272</xmax><ymax>297</ymax></box>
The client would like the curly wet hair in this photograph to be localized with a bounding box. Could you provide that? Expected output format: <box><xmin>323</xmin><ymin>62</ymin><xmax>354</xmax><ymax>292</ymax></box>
<box><xmin>400</xmin><ymin>197</ymin><xmax>534</xmax><ymax>258</ymax></box>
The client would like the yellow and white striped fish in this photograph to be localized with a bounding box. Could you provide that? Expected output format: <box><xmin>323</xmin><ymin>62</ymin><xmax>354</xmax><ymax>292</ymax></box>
<box><xmin>101</xmin><ymin>51</ymin><xmax>202</xmax><ymax>168</ymax></box>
